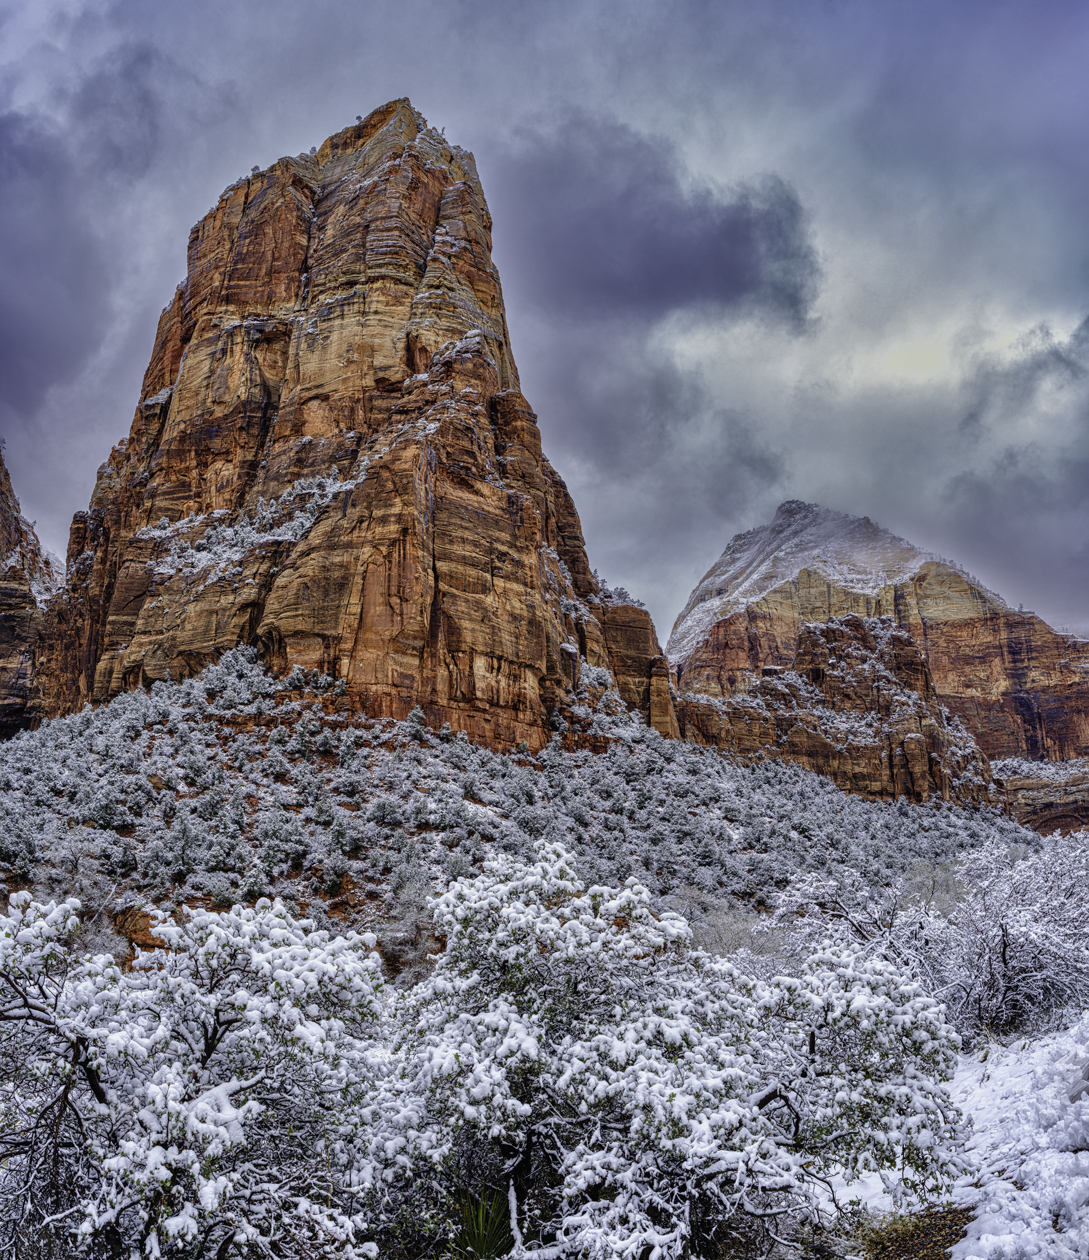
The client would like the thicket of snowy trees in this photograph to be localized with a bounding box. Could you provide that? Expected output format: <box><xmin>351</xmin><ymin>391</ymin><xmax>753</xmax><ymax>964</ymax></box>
<box><xmin>773</xmin><ymin>831</ymin><xmax>1089</xmax><ymax>1042</ymax></box>
<box><xmin>1</xmin><ymin>649</ymin><xmax>1087</xmax><ymax>1258</ymax></box>
<box><xmin>1</xmin><ymin>842</ymin><xmax>968</xmax><ymax>1259</ymax></box>
<box><xmin>0</xmin><ymin>649</ymin><xmax>1033</xmax><ymax>950</ymax></box>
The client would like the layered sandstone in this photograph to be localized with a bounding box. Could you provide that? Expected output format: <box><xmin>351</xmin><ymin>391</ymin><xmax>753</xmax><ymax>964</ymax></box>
<box><xmin>992</xmin><ymin>759</ymin><xmax>1089</xmax><ymax>835</ymax></box>
<box><xmin>0</xmin><ymin>448</ymin><xmax>62</xmax><ymax>736</ymax></box>
<box><xmin>677</xmin><ymin>614</ymin><xmax>993</xmax><ymax>804</ymax></box>
<box><xmin>669</xmin><ymin>501</ymin><xmax>1089</xmax><ymax>762</ymax></box>
<box><xmin>599</xmin><ymin>600</ymin><xmax>680</xmax><ymax>740</ymax></box>
<box><xmin>34</xmin><ymin>100</ymin><xmax>675</xmax><ymax>748</ymax></box>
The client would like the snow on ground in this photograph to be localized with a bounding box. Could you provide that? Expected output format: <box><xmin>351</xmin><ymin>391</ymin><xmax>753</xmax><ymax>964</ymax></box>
<box><xmin>948</xmin><ymin>1017</ymin><xmax>1089</xmax><ymax>1259</ymax></box>
<box><xmin>828</xmin><ymin>1017</ymin><xmax>1089</xmax><ymax>1259</ymax></box>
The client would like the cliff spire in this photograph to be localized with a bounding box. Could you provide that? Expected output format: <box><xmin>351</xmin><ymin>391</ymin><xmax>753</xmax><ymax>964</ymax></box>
<box><xmin>32</xmin><ymin>101</ymin><xmax>677</xmax><ymax>748</ymax></box>
<box><xmin>0</xmin><ymin>443</ymin><xmax>62</xmax><ymax>736</ymax></box>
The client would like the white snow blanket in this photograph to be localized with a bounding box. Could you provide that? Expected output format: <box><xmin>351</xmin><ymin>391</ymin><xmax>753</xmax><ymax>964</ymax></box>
<box><xmin>950</xmin><ymin>1017</ymin><xmax>1089</xmax><ymax>1259</ymax></box>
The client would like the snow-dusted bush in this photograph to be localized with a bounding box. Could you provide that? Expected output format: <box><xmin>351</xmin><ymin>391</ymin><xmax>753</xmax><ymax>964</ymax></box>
<box><xmin>0</xmin><ymin>895</ymin><xmax>384</xmax><ymax>1259</ymax></box>
<box><xmin>775</xmin><ymin>832</ymin><xmax>1089</xmax><ymax>1041</ymax></box>
<box><xmin>0</xmin><ymin>647</ymin><xmax>1034</xmax><ymax>942</ymax></box>
<box><xmin>590</xmin><ymin>569</ymin><xmax>646</xmax><ymax>609</ymax></box>
<box><xmin>359</xmin><ymin>841</ymin><xmax>966</xmax><ymax>1259</ymax></box>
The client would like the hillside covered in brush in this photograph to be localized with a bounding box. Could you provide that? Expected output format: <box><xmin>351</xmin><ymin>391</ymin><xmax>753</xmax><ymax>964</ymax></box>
<box><xmin>0</xmin><ymin>649</ymin><xmax>1032</xmax><ymax>959</ymax></box>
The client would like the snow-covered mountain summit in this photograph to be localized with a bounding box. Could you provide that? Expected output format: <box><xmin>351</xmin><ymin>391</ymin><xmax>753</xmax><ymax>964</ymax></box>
<box><xmin>667</xmin><ymin>500</ymin><xmax>1000</xmax><ymax>668</ymax></box>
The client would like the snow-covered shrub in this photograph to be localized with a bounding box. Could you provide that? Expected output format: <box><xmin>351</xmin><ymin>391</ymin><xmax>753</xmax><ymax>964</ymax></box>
<box><xmin>0</xmin><ymin>647</ymin><xmax>1037</xmax><ymax>948</ymax></box>
<box><xmin>591</xmin><ymin>569</ymin><xmax>646</xmax><ymax>609</ymax></box>
<box><xmin>359</xmin><ymin>841</ymin><xmax>966</xmax><ymax>1259</ymax></box>
<box><xmin>0</xmin><ymin>894</ymin><xmax>384</xmax><ymax>1259</ymax></box>
<box><xmin>775</xmin><ymin>832</ymin><xmax>1089</xmax><ymax>1041</ymax></box>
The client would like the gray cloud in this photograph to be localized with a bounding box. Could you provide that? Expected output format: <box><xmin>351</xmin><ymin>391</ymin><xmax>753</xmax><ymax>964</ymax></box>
<box><xmin>934</xmin><ymin>318</ymin><xmax>1089</xmax><ymax>630</ymax></box>
<box><xmin>480</xmin><ymin>113</ymin><xmax>815</xmax><ymax>629</ymax></box>
<box><xmin>65</xmin><ymin>42</ymin><xmax>166</xmax><ymax>179</ymax></box>
<box><xmin>1</xmin><ymin>0</ymin><xmax>1088</xmax><ymax>640</ymax></box>
<box><xmin>488</xmin><ymin>112</ymin><xmax>819</xmax><ymax>326</ymax></box>
<box><xmin>0</xmin><ymin>111</ymin><xmax>110</xmax><ymax>419</ymax></box>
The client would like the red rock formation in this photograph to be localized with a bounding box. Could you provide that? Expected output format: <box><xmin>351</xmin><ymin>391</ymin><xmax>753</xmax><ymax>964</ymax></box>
<box><xmin>677</xmin><ymin>615</ymin><xmax>994</xmax><ymax>805</ymax></box>
<box><xmin>670</xmin><ymin>501</ymin><xmax>1089</xmax><ymax>763</ymax></box>
<box><xmin>0</xmin><ymin>447</ymin><xmax>61</xmax><ymax>736</ymax></box>
<box><xmin>32</xmin><ymin>100</ymin><xmax>673</xmax><ymax>748</ymax></box>
<box><xmin>599</xmin><ymin>601</ymin><xmax>680</xmax><ymax>739</ymax></box>
<box><xmin>992</xmin><ymin>759</ymin><xmax>1089</xmax><ymax>835</ymax></box>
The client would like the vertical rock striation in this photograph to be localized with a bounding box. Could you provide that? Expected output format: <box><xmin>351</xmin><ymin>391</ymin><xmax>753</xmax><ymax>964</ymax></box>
<box><xmin>34</xmin><ymin>100</ymin><xmax>676</xmax><ymax>747</ymax></box>
<box><xmin>599</xmin><ymin>599</ymin><xmax>681</xmax><ymax>740</ymax></box>
<box><xmin>0</xmin><ymin>448</ymin><xmax>62</xmax><ymax>736</ymax></box>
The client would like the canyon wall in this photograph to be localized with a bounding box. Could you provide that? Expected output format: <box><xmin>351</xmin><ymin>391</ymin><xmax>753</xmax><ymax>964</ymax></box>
<box><xmin>676</xmin><ymin>614</ymin><xmax>994</xmax><ymax>805</ymax></box>
<box><xmin>32</xmin><ymin>100</ymin><xmax>675</xmax><ymax>749</ymax></box>
<box><xmin>0</xmin><ymin>449</ymin><xmax>61</xmax><ymax>737</ymax></box>
<box><xmin>993</xmin><ymin>760</ymin><xmax>1089</xmax><ymax>835</ymax></box>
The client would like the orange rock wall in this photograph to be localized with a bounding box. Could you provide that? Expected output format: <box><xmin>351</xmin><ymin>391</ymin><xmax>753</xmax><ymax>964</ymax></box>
<box><xmin>33</xmin><ymin>100</ymin><xmax>662</xmax><ymax>749</ymax></box>
<box><xmin>600</xmin><ymin>602</ymin><xmax>680</xmax><ymax>739</ymax></box>
<box><xmin>0</xmin><ymin>449</ymin><xmax>60</xmax><ymax>736</ymax></box>
<box><xmin>675</xmin><ymin>563</ymin><xmax>1089</xmax><ymax>761</ymax></box>
<box><xmin>677</xmin><ymin>615</ymin><xmax>993</xmax><ymax>804</ymax></box>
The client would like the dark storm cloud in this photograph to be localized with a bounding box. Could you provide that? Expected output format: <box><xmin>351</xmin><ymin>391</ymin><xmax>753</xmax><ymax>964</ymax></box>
<box><xmin>958</xmin><ymin>320</ymin><xmax>1089</xmax><ymax>441</ymax></box>
<box><xmin>0</xmin><ymin>40</ymin><xmax>186</xmax><ymax>431</ymax></box>
<box><xmin>2</xmin><ymin>0</ymin><xmax>1088</xmax><ymax>638</ymax></box>
<box><xmin>0</xmin><ymin>25</ymin><xmax>243</xmax><ymax>554</ymax></box>
<box><xmin>66</xmin><ymin>42</ymin><xmax>167</xmax><ymax>179</ymax></box>
<box><xmin>0</xmin><ymin>111</ymin><xmax>110</xmax><ymax>419</ymax></box>
<box><xmin>495</xmin><ymin>301</ymin><xmax>792</xmax><ymax>632</ymax></box>
<box><xmin>489</xmin><ymin>113</ymin><xmax>819</xmax><ymax>327</ymax></box>
<box><xmin>480</xmin><ymin>114</ymin><xmax>813</xmax><ymax>621</ymax></box>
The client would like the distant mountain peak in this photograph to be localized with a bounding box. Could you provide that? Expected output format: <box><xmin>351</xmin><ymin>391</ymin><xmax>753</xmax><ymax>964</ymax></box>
<box><xmin>667</xmin><ymin>500</ymin><xmax>1002</xmax><ymax>667</ymax></box>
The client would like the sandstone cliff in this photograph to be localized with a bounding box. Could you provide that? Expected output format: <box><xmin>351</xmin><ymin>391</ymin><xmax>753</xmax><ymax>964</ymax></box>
<box><xmin>676</xmin><ymin>614</ymin><xmax>994</xmax><ymax>804</ymax></box>
<box><xmin>0</xmin><ymin>447</ymin><xmax>62</xmax><ymax>736</ymax></box>
<box><xmin>669</xmin><ymin>500</ymin><xmax>1089</xmax><ymax>763</ymax></box>
<box><xmin>33</xmin><ymin>100</ymin><xmax>674</xmax><ymax>748</ymax></box>
<box><xmin>599</xmin><ymin>597</ymin><xmax>680</xmax><ymax>740</ymax></box>
<box><xmin>991</xmin><ymin>757</ymin><xmax>1089</xmax><ymax>835</ymax></box>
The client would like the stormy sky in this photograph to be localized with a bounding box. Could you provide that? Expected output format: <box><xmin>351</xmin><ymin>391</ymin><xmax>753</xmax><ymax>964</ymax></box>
<box><xmin>2</xmin><ymin>0</ymin><xmax>1088</xmax><ymax>639</ymax></box>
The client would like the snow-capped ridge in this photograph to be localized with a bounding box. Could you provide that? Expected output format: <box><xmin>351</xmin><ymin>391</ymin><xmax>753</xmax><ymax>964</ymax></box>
<box><xmin>667</xmin><ymin>500</ymin><xmax>1006</xmax><ymax>667</ymax></box>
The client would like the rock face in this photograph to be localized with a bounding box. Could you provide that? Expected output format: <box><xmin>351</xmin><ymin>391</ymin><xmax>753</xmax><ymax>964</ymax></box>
<box><xmin>992</xmin><ymin>759</ymin><xmax>1089</xmax><ymax>835</ymax></box>
<box><xmin>33</xmin><ymin>100</ymin><xmax>675</xmax><ymax>749</ymax></box>
<box><xmin>0</xmin><ymin>448</ymin><xmax>62</xmax><ymax>737</ymax></box>
<box><xmin>599</xmin><ymin>600</ymin><xmax>680</xmax><ymax>740</ymax></box>
<box><xmin>669</xmin><ymin>501</ymin><xmax>1089</xmax><ymax>763</ymax></box>
<box><xmin>676</xmin><ymin>614</ymin><xmax>994</xmax><ymax>804</ymax></box>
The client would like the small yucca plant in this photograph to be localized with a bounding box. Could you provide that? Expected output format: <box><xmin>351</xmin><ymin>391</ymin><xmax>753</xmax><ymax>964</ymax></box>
<box><xmin>450</xmin><ymin>1188</ymin><xmax>514</xmax><ymax>1260</ymax></box>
